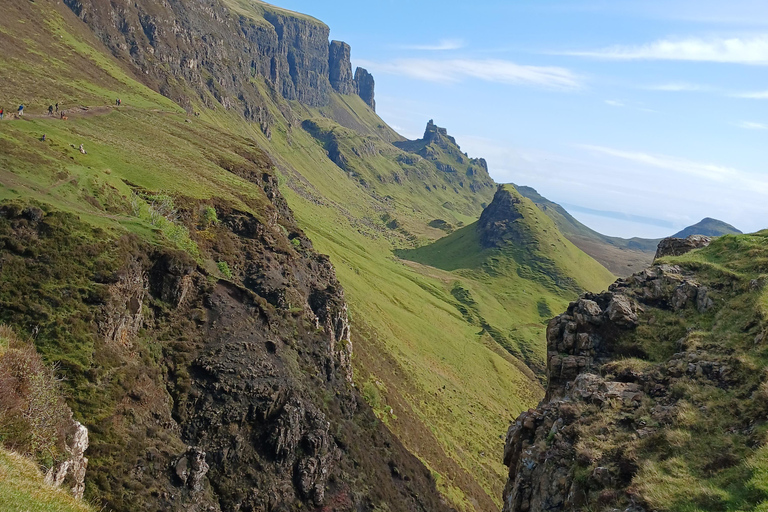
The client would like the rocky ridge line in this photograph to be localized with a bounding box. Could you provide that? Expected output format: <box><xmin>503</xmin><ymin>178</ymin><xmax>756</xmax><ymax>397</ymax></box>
<box><xmin>502</xmin><ymin>238</ymin><xmax>721</xmax><ymax>512</ymax></box>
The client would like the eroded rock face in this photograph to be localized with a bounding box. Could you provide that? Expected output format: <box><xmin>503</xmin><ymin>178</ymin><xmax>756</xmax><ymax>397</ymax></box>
<box><xmin>329</xmin><ymin>40</ymin><xmax>355</xmax><ymax>95</ymax></box>
<box><xmin>654</xmin><ymin>235</ymin><xmax>711</xmax><ymax>260</ymax></box>
<box><xmin>62</xmin><ymin>0</ymin><xmax>376</xmax><ymax>116</ymax></box>
<box><xmin>45</xmin><ymin>421</ymin><xmax>89</xmax><ymax>500</ymax></box>
<box><xmin>354</xmin><ymin>67</ymin><xmax>376</xmax><ymax>110</ymax></box>
<box><xmin>503</xmin><ymin>262</ymin><xmax>727</xmax><ymax>512</ymax></box>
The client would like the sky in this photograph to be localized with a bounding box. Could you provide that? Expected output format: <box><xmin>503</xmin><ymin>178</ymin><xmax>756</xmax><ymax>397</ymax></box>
<box><xmin>270</xmin><ymin>0</ymin><xmax>767</xmax><ymax>238</ymax></box>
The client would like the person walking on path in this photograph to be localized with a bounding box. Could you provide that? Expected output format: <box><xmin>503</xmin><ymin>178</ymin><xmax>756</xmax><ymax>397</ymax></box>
<box><xmin>0</xmin><ymin>108</ymin><xmax>4</xmax><ymax>120</ymax></box>
<box><xmin>18</xmin><ymin>105</ymin><xmax>24</xmax><ymax>116</ymax></box>
<box><xmin>48</xmin><ymin>105</ymin><xmax>54</xmax><ymax>116</ymax></box>
<box><xmin>55</xmin><ymin>103</ymin><xmax>59</xmax><ymax>113</ymax></box>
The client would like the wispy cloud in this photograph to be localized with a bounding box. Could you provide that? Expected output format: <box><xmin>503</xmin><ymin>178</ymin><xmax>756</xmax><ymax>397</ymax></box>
<box><xmin>734</xmin><ymin>121</ymin><xmax>768</xmax><ymax>130</ymax></box>
<box><xmin>604</xmin><ymin>100</ymin><xmax>658</xmax><ymax>113</ymax></box>
<box><xmin>359</xmin><ymin>58</ymin><xmax>583</xmax><ymax>90</ymax></box>
<box><xmin>644</xmin><ymin>82</ymin><xmax>712</xmax><ymax>92</ymax></box>
<box><xmin>397</xmin><ymin>39</ymin><xmax>465</xmax><ymax>51</ymax></box>
<box><xmin>731</xmin><ymin>90</ymin><xmax>768</xmax><ymax>99</ymax></box>
<box><xmin>563</xmin><ymin>35</ymin><xmax>768</xmax><ymax>65</ymax></box>
<box><xmin>576</xmin><ymin>144</ymin><xmax>766</xmax><ymax>191</ymax></box>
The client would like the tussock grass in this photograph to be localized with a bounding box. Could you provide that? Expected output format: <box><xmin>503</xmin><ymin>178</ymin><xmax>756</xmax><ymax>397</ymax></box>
<box><xmin>0</xmin><ymin>449</ymin><xmax>94</xmax><ymax>512</ymax></box>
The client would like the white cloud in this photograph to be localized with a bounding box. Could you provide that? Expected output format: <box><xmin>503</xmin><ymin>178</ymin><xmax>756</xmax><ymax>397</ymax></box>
<box><xmin>605</xmin><ymin>99</ymin><xmax>625</xmax><ymax>107</ymax></box>
<box><xmin>576</xmin><ymin>144</ymin><xmax>768</xmax><ymax>192</ymax></box>
<box><xmin>398</xmin><ymin>39</ymin><xmax>465</xmax><ymax>51</ymax></box>
<box><xmin>644</xmin><ymin>82</ymin><xmax>711</xmax><ymax>92</ymax></box>
<box><xmin>564</xmin><ymin>35</ymin><xmax>768</xmax><ymax>65</ymax></box>
<box><xmin>734</xmin><ymin>121</ymin><xmax>768</xmax><ymax>129</ymax></box>
<box><xmin>359</xmin><ymin>58</ymin><xmax>583</xmax><ymax>90</ymax></box>
<box><xmin>732</xmin><ymin>90</ymin><xmax>768</xmax><ymax>98</ymax></box>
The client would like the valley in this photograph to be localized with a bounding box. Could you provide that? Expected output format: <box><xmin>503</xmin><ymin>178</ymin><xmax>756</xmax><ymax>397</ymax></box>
<box><xmin>0</xmin><ymin>0</ymin><xmax>763</xmax><ymax>511</ymax></box>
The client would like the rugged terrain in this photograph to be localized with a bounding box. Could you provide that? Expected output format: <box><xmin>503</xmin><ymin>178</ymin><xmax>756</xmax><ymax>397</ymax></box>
<box><xmin>0</xmin><ymin>0</ymin><xmax>637</xmax><ymax>510</ymax></box>
<box><xmin>502</xmin><ymin>232</ymin><xmax>768</xmax><ymax>511</ymax></box>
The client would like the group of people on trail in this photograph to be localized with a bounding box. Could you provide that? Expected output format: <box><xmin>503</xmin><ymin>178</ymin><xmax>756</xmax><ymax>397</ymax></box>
<box><xmin>115</xmin><ymin>98</ymin><xmax>122</xmax><ymax>106</ymax></box>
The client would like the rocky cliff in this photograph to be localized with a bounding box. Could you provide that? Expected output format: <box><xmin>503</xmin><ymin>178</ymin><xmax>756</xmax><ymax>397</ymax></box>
<box><xmin>502</xmin><ymin>232</ymin><xmax>768</xmax><ymax>511</ymax></box>
<box><xmin>63</xmin><ymin>0</ymin><xmax>375</xmax><ymax>115</ymax></box>
<box><xmin>0</xmin><ymin>145</ymin><xmax>450</xmax><ymax>511</ymax></box>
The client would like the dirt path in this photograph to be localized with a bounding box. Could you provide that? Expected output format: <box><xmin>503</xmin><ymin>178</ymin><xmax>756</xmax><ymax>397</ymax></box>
<box><xmin>1</xmin><ymin>104</ymin><xmax>179</xmax><ymax>122</ymax></box>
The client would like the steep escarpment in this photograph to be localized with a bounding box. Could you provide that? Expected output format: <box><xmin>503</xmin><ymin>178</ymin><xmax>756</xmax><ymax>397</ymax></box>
<box><xmin>0</xmin><ymin>192</ymin><xmax>450</xmax><ymax>511</ymax></box>
<box><xmin>502</xmin><ymin>232</ymin><xmax>768</xmax><ymax>512</ymax></box>
<box><xmin>63</xmin><ymin>0</ymin><xmax>375</xmax><ymax>115</ymax></box>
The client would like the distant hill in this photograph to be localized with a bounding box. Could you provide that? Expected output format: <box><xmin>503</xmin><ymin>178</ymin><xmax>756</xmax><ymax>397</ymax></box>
<box><xmin>672</xmin><ymin>217</ymin><xmax>742</xmax><ymax>238</ymax></box>
<box><xmin>514</xmin><ymin>185</ymin><xmax>658</xmax><ymax>275</ymax></box>
<box><xmin>515</xmin><ymin>186</ymin><xmax>742</xmax><ymax>276</ymax></box>
<box><xmin>399</xmin><ymin>185</ymin><xmax>615</xmax><ymax>375</ymax></box>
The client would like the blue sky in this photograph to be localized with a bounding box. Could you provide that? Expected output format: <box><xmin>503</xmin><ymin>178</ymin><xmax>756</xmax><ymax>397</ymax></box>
<box><xmin>270</xmin><ymin>0</ymin><xmax>767</xmax><ymax>237</ymax></box>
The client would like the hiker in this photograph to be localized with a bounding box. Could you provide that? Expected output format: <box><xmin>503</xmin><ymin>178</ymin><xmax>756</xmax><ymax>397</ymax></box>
<box><xmin>48</xmin><ymin>105</ymin><xmax>54</xmax><ymax>116</ymax></box>
<box><xmin>55</xmin><ymin>103</ymin><xmax>59</xmax><ymax>112</ymax></box>
<box><xmin>118</xmin><ymin>98</ymin><xmax>122</xmax><ymax>106</ymax></box>
<box><xmin>0</xmin><ymin>108</ymin><xmax>4</xmax><ymax>120</ymax></box>
<box><xmin>41</xmin><ymin>134</ymin><xmax>46</xmax><ymax>142</ymax></box>
<box><xmin>18</xmin><ymin>104</ymin><xmax>24</xmax><ymax>116</ymax></box>
<box><xmin>79</xmin><ymin>144</ymin><xmax>86</xmax><ymax>154</ymax></box>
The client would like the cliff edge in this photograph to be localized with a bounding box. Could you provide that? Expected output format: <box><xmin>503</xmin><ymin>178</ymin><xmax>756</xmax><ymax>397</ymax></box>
<box><xmin>502</xmin><ymin>232</ymin><xmax>768</xmax><ymax>511</ymax></box>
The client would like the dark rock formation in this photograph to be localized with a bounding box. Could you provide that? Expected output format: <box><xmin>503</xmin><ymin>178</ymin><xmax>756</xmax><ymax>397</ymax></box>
<box><xmin>63</xmin><ymin>0</ymin><xmax>376</xmax><ymax>118</ymax></box>
<box><xmin>354</xmin><ymin>67</ymin><xmax>376</xmax><ymax>110</ymax></box>
<box><xmin>654</xmin><ymin>235</ymin><xmax>711</xmax><ymax>260</ymax></box>
<box><xmin>329</xmin><ymin>40</ymin><xmax>355</xmax><ymax>95</ymax></box>
<box><xmin>393</xmin><ymin>120</ymin><xmax>495</xmax><ymax>198</ymax></box>
<box><xmin>477</xmin><ymin>187</ymin><xmax>525</xmax><ymax>249</ymax></box>
<box><xmin>0</xmin><ymin>154</ymin><xmax>450</xmax><ymax>512</ymax></box>
<box><xmin>502</xmin><ymin>262</ymin><xmax>726</xmax><ymax>512</ymax></box>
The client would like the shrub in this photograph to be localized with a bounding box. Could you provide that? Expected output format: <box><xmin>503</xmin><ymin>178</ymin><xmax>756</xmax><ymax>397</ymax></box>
<box><xmin>0</xmin><ymin>326</ymin><xmax>72</xmax><ymax>468</ymax></box>
<box><xmin>217</xmin><ymin>261</ymin><xmax>233</xmax><ymax>279</ymax></box>
<box><xmin>201</xmin><ymin>206</ymin><xmax>218</xmax><ymax>228</ymax></box>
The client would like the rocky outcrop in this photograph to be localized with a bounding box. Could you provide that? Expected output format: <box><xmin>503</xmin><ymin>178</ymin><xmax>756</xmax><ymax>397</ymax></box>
<box><xmin>62</xmin><ymin>0</ymin><xmax>375</xmax><ymax>116</ymax></box>
<box><xmin>393</xmin><ymin>120</ymin><xmax>495</xmax><ymax>199</ymax></box>
<box><xmin>654</xmin><ymin>235</ymin><xmax>711</xmax><ymax>260</ymax></box>
<box><xmin>354</xmin><ymin>67</ymin><xmax>376</xmax><ymax>110</ymax></box>
<box><xmin>45</xmin><ymin>421</ymin><xmax>89</xmax><ymax>499</ymax></box>
<box><xmin>477</xmin><ymin>186</ymin><xmax>525</xmax><ymax>249</ymax></box>
<box><xmin>329</xmin><ymin>40</ymin><xmax>355</xmax><ymax>95</ymax></box>
<box><xmin>0</xmin><ymin>157</ymin><xmax>450</xmax><ymax>512</ymax></box>
<box><xmin>501</xmin><ymin>259</ymin><xmax>741</xmax><ymax>512</ymax></box>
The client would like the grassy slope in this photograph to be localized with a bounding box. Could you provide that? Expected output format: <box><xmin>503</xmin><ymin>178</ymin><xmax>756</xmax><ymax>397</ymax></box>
<box><xmin>0</xmin><ymin>449</ymin><xmax>94</xmax><ymax>512</ymax></box>
<box><xmin>400</xmin><ymin>185</ymin><xmax>616</xmax><ymax>372</ymax></box>
<box><xmin>0</xmin><ymin>0</ymin><xmax>609</xmax><ymax>509</ymax></box>
<box><xmin>672</xmin><ymin>217</ymin><xmax>743</xmax><ymax>238</ymax></box>
<box><xmin>255</xmin><ymin>99</ymin><xmax>537</xmax><ymax>509</ymax></box>
<box><xmin>618</xmin><ymin>232</ymin><xmax>768</xmax><ymax>511</ymax></box>
<box><xmin>515</xmin><ymin>185</ymin><xmax>657</xmax><ymax>275</ymax></box>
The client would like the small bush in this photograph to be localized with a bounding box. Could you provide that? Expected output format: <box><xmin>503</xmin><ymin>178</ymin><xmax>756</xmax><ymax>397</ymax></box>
<box><xmin>217</xmin><ymin>261</ymin><xmax>233</xmax><ymax>279</ymax></box>
<box><xmin>0</xmin><ymin>326</ymin><xmax>72</xmax><ymax>468</ymax></box>
<box><xmin>362</xmin><ymin>381</ymin><xmax>381</xmax><ymax>409</ymax></box>
<box><xmin>201</xmin><ymin>206</ymin><xmax>218</xmax><ymax>228</ymax></box>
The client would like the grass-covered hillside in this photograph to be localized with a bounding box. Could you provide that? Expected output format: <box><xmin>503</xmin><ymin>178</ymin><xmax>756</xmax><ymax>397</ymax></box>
<box><xmin>1</xmin><ymin>0</ymin><xmax>616</xmax><ymax>509</ymax></box>
<box><xmin>672</xmin><ymin>217</ymin><xmax>743</xmax><ymax>238</ymax></box>
<box><xmin>515</xmin><ymin>185</ymin><xmax>658</xmax><ymax>275</ymax></box>
<box><xmin>400</xmin><ymin>186</ymin><xmax>615</xmax><ymax>374</ymax></box>
<box><xmin>0</xmin><ymin>450</ymin><xmax>93</xmax><ymax>512</ymax></box>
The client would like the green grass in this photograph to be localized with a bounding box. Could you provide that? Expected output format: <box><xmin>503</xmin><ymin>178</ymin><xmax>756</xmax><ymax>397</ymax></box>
<box><xmin>0</xmin><ymin>3</ymin><xmax>620</xmax><ymax>509</ymax></box>
<box><xmin>572</xmin><ymin>231</ymin><xmax>768</xmax><ymax>511</ymax></box>
<box><xmin>0</xmin><ymin>449</ymin><xmax>94</xmax><ymax>512</ymax></box>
